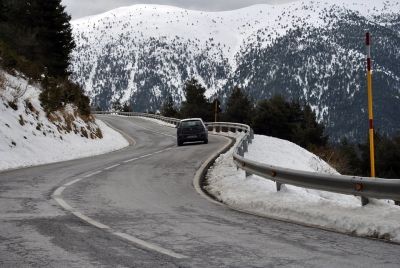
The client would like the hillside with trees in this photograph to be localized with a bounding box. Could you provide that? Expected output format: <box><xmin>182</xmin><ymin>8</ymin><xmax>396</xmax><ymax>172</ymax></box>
<box><xmin>0</xmin><ymin>0</ymin><xmax>90</xmax><ymax>116</ymax></box>
<box><xmin>156</xmin><ymin>78</ymin><xmax>400</xmax><ymax>179</ymax></box>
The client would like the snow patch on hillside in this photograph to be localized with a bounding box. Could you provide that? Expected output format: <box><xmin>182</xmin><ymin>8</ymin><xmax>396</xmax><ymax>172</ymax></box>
<box><xmin>206</xmin><ymin>134</ymin><xmax>400</xmax><ymax>243</ymax></box>
<box><xmin>0</xmin><ymin>70</ymin><xmax>128</xmax><ymax>171</ymax></box>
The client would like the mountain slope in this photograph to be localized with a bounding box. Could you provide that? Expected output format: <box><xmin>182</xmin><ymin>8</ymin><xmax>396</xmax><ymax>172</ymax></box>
<box><xmin>69</xmin><ymin>0</ymin><xmax>400</xmax><ymax>142</ymax></box>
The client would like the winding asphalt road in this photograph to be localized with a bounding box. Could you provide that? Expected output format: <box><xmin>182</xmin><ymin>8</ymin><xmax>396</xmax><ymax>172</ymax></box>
<box><xmin>1</xmin><ymin>115</ymin><xmax>400</xmax><ymax>267</ymax></box>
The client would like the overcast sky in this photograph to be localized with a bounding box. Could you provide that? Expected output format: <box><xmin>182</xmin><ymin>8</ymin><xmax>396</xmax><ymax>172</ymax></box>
<box><xmin>62</xmin><ymin>0</ymin><xmax>295</xmax><ymax>19</ymax></box>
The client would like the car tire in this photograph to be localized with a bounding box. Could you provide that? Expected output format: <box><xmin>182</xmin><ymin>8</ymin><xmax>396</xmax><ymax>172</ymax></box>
<box><xmin>177</xmin><ymin>139</ymin><xmax>183</xmax><ymax>146</ymax></box>
<box><xmin>204</xmin><ymin>138</ymin><xmax>208</xmax><ymax>144</ymax></box>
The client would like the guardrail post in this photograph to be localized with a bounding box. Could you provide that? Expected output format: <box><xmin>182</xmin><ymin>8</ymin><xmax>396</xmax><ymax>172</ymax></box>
<box><xmin>276</xmin><ymin>182</ymin><xmax>282</xmax><ymax>191</ymax></box>
<box><xmin>242</xmin><ymin>140</ymin><xmax>248</xmax><ymax>153</ymax></box>
<box><xmin>361</xmin><ymin>196</ymin><xmax>369</xmax><ymax>206</ymax></box>
<box><xmin>237</xmin><ymin>147</ymin><xmax>244</xmax><ymax>157</ymax></box>
<box><xmin>247</xmin><ymin>134</ymin><xmax>252</xmax><ymax>144</ymax></box>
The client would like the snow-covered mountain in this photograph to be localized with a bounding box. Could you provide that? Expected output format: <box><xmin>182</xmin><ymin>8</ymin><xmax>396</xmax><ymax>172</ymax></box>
<box><xmin>70</xmin><ymin>0</ymin><xmax>400</xmax><ymax>142</ymax></box>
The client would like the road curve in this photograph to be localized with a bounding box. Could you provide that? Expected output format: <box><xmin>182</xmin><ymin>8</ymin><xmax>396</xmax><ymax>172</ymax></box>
<box><xmin>1</xmin><ymin>115</ymin><xmax>400</xmax><ymax>267</ymax></box>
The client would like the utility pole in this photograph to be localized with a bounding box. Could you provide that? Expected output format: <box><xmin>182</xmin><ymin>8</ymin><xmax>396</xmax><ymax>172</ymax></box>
<box><xmin>213</xmin><ymin>99</ymin><xmax>221</xmax><ymax>122</ymax></box>
<box><xmin>363</xmin><ymin>31</ymin><xmax>375</xmax><ymax>206</ymax></box>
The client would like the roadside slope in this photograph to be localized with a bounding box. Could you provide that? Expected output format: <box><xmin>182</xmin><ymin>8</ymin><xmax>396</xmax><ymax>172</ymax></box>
<box><xmin>0</xmin><ymin>70</ymin><xmax>128</xmax><ymax>171</ymax></box>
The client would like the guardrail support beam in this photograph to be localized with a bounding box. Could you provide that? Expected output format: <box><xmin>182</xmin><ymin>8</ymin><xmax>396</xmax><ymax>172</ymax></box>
<box><xmin>243</xmin><ymin>141</ymin><xmax>248</xmax><ymax>153</ymax></box>
<box><xmin>361</xmin><ymin>196</ymin><xmax>369</xmax><ymax>206</ymax></box>
<box><xmin>276</xmin><ymin>182</ymin><xmax>282</xmax><ymax>191</ymax></box>
<box><xmin>238</xmin><ymin>147</ymin><xmax>244</xmax><ymax>157</ymax></box>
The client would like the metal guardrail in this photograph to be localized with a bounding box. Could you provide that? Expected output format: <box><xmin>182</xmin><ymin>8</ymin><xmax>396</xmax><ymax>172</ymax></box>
<box><xmin>94</xmin><ymin>111</ymin><xmax>400</xmax><ymax>205</ymax></box>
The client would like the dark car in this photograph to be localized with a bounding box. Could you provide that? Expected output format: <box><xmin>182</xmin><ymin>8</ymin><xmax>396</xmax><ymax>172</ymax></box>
<box><xmin>176</xmin><ymin>118</ymin><xmax>208</xmax><ymax>146</ymax></box>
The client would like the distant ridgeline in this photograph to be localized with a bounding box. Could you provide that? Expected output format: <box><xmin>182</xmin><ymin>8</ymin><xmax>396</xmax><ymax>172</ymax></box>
<box><xmin>69</xmin><ymin>0</ymin><xmax>400</xmax><ymax>142</ymax></box>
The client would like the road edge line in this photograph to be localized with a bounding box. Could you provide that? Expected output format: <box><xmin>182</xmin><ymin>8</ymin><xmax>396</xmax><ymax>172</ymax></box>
<box><xmin>97</xmin><ymin>117</ymin><xmax>136</xmax><ymax>146</ymax></box>
<box><xmin>192</xmin><ymin>133</ymin><xmax>235</xmax><ymax>205</ymax></box>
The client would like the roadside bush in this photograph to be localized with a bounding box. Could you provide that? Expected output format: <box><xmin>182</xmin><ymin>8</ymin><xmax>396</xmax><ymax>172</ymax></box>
<box><xmin>40</xmin><ymin>77</ymin><xmax>91</xmax><ymax>116</ymax></box>
<box><xmin>0</xmin><ymin>41</ymin><xmax>43</xmax><ymax>80</ymax></box>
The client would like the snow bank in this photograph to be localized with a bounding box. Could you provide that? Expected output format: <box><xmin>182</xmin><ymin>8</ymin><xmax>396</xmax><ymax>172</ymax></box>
<box><xmin>137</xmin><ymin>116</ymin><xmax>176</xmax><ymax>128</ymax></box>
<box><xmin>0</xmin><ymin>71</ymin><xmax>128</xmax><ymax>171</ymax></box>
<box><xmin>206</xmin><ymin>134</ymin><xmax>400</xmax><ymax>242</ymax></box>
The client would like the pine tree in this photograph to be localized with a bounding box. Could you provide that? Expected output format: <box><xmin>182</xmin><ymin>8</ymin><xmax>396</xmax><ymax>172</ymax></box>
<box><xmin>161</xmin><ymin>95</ymin><xmax>178</xmax><ymax>118</ymax></box>
<box><xmin>180</xmin><ymin>78</ymin><xmax>212</xmax><ymax>121</ymax></box>
<box><xmin>360</xmin><ymin>133</ymin><xmax>400</xmax><ymax>178</ymax></box>
<box><xmin>111</xmin><ymin>100</ymin><xmax>122</xmax><ymax>111</ymax></box>
<box><xmin>252</xmin><ymin>95</ymin><xmax>293</xmax><ymax>140</ymax></box>
<box><xmin>0</xmin><ymin>1</ymin><xmax>7</xmax><ymax>22</ymax></box>
<box><xmin>252</xmin><ymin>95</ymin><xmax>328</xmax><ymax>148</ymax></box>
<box><xmin>122</xmin><ymin>101</ymin><xmax>133</xmax><ymax>112</ymax></box>
<box><xmin>292</xmin><ymin>104</ymin><xmax>328</xmax><ymax>148</ymax></box>
<box><xmin>0</xmin><ymin>0</ymin><xmax>75</xmax><ymax>77</ymax></box>
<box><xmin>224</xmin><ymin>86</ymin><xmax>252</xmax><ymax>124</ymax></box>
<box><xmin>33</xmin><ymin>0</ymin><xmax>75</xmax><ymax>77</ymax></box>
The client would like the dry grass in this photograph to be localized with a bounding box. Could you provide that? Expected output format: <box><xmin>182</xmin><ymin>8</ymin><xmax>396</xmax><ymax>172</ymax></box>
<box><xmin>25</xmin><ymin>100</ymin><xmax>36</xmax><ymax>113</ymax></box>
<box><xmin>95</xmin><ymin>127</ymin><xmax>103</xmax><ymax>139</ymax></box>
<box><xmin>0</xmin><ymin>72</ymin><xmax>5</xmax><ymax>93</ymax></box>
<box><xmin>18</xmin><ymin>114</ymin><xmax>25</xmax><ymax>126</ymax></box>
<box><xmin>80</xmin><ymin>113</ymin><xmax>95</xmax><ymax>123</ymax></box>
<box><xmin>46</xmin><ymin>105</ymin><xmax>102</xmax><ymax>139</ymax></box>
<box><xmin>311</xmin><ymin>146</ymin><xmax>354</xmax><ymax>175</ymax></box>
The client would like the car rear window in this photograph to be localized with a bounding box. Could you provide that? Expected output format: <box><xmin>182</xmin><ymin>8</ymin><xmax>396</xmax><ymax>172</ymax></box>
<box><xmin>181</xmin><ymin>120</ymin><xmax>202</xmax><ymax>127</ymax></box>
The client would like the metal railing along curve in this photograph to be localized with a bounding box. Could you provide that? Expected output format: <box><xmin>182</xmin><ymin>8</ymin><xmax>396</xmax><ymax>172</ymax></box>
<box><xmin>94</xmin><ymin>111</ymin><xmax>400</xmax><ymax>205</ymax></box>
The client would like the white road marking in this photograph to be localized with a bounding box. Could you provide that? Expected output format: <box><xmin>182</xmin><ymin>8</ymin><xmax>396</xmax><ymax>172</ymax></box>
<box><xmin>122</xmin><ymin>147</ymin><xmax>173</xmax><ymax>163</ymax></box>
<box><xmin>123</xmin><ymin>158</ymin><xmax>139</xmax><ymax>163</ymax></box>
<box><xmin>99</xmin><ymin>118</ymin><xmax>136</xmax><ymax>146</ymax></box>
<box><xmin>138</xmin><ymin>153</ymin><xmax>153</xmax><ymax>158</ymax></box>
<box><xmin>53</xmin><ymin>186</ymin><xmax>66</xmax><ymax>196</ymax></box>
<box><xmin>72</xmin><ymin>211</ymin><xmax>110</xmax><ymax>230</ymax></box>
<box><xmin>104</xmin><ymin>164</ymin><xmax>120</xmax><ymax>170</ymax></box>
<box><xmin>83</xmin><ymin>170</ymin><xmax>102</xmax><ymax>178</ymax></box>
<box><xmin>64</xmin><ymin>178</ymin><xmax>82</xmax><ymax>186</ymax></box>
<box><xmin>153</xmin><ymin>148</ymin><xmax>172</xmax><ymax>154</ymax></box>
<box><xmin>113</xmin><ymin>232</ymin><xmax>188</xmax><ymax>259</ymax></box>
<box><xmin>52</xmin><ymin>145</ymin><xmax>187</xmax><ymax>259</ymax></box>
<box><xmin>53</xmin><ymin>197</ymin><xmax>73</xmax><ymax>211</ymax></box>
<box><xmin>52</xmin><ymin>187</ymin><xmax>188</xmax><ymax>259</ymax></box>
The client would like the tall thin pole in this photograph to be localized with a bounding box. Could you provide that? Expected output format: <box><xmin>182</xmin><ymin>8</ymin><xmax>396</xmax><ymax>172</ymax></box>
<box><xmin>214</xmin><ymin>100</ymin><xmax>218</xmax><ymax>122</ymax></box>
<box><xmin>366</xmin><ymin>32</ymin><xmax>376</xmax><ymax>178</ymax></box>
<box><xmin>360</xmin><ymin>32</ymin><xmax>375</xmax><ymax>206</ymax></box>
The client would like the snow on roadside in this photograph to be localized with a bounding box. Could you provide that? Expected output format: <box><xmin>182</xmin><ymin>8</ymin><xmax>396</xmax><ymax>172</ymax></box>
<box><xmin>137</xmin><ymin>116</ymin><xmax>176</xmax><ymax>128</ymax></box>
<box><xmin>0</xmin><ymin>70</ymin><xmax>128</xmax><ymax>171</ymax></box>
<box><xmin>206</xmin><ymin>134</ymin><xmax>400</xmax><ymax>242</ymax></box>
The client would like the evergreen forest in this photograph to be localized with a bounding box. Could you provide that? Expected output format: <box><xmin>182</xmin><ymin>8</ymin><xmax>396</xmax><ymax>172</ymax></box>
<box><xmin>0</xmin><ymin>0</ymin><xmax>90</xmax><ymax>115</ymax></box>
<box><xmin>157</xmin><ymin>78</ymin><xmax>400</xmax><ymax>179</ymax></box>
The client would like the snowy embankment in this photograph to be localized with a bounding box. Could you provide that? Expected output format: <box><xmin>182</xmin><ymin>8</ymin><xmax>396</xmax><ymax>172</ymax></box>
<box><xmin>206</xmin><ymin>133</ymin><xmax>400</xmax><ymax>243</ymax></box>
<box><xmin>0</xmin><ymin>71</ymin><xmax>128</xmax><ymax>171</ymax></box>
<box><xmin>137</xmin><ymin>116</ymin><xmax>175</xmax><ymax>128</ymax></box>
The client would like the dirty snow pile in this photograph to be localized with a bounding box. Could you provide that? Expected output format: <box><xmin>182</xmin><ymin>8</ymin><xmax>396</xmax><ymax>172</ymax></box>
<box><xmin>206</xmin><ymin>134</ymin><xmax>400</xmax><ymax>242</ymax></box>
<box><xmin>0</xmin><ymin>70</ymin><xmax>128</xmax><ymax>171</ymax></box>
